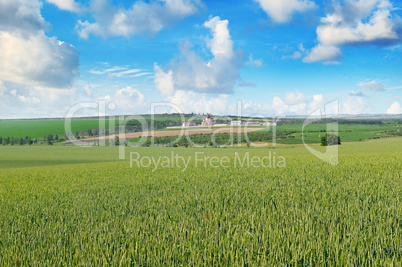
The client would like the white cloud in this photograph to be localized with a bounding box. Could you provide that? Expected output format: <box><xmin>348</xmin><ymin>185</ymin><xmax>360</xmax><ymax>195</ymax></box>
<box><xmin>247</xmin><ymin>54</ymin><xmax>263</xmax><ymax>67</ymax></box>
<box><xmin>18</xmin><ymin>95</ymin><xmax>40</xmax><ymax>104</ymax></box>
<box><xmin>47</xmin><ymin>0</ymin><xmax>82</xmax><ymax>13</ymax></box>
<box><xmin>0</xmin><ymin>31</ymin><xmax>79</xmax><ymax>88</ymax></box>
<box><xmin>282</xmin><ymin>43</ymin><xmax>306</xmax><ymax>60</ymax></box>
<box><xmin>167</xmin><ymin>90</ymin><xmax>233</xmax><ymax>114</ymax></box>
<box><xmin>204</xmin><ymin>16</ymin><xmax>234</xmax><ymax>58</ymax></box>
<box><xmin>103</xmin><ymin>86</ymin><xmax>146</xmax><ymax>115</ymax></box>
<box><xmin>303</xmin><ymin>44</ymin><xmax>342</xmax><ymax>63</ymax></box>
<box><xmin>349</xmin><ymin>90</ymin><xmax>366</xmax><ymax>97</ymax></box>
<box><xmin>357</xmin><ymin>80</ymin><xmax>386</xmax><ymax>91</ymax></box>
<box><xmin>255</xmin><ymin>0</ymin><xmax>316</xmax><ymax>23</ymax></box>
<box><xmin>88</xmin><ymin>65</ymin><xmax>150</xmax><ymax>79</ymax></box>
<box><xmin>76</xmin><ymin>0</ymin><xmax>204</xmax><ymax>39</ymax></box>
<box><xmin>0</xmin><ymin>0</ymin><xmax>80</xmax><ymax>118</ymax></box>
<box><xmin>387</xmin><ymin>101</ymin><xmax>402</xmax><ymax>114</ymax></box>
<box><xmin>108</xmin><ymin>69</ymin><xmax>142</xmax><ymax>78</ymax></box>
<box><xmin>154</xmin><ymin>64</ymin><xmax>175</xmax><ymax>96</ymax></box>
<box><xmin>0</xmin><ymin>81</ymin><xmax>6</xmax><ymax>95</ymax></box>
<box><xmin>317</xmin><ymin>1</ymin><xmax>399</xmax><ymax>47</ymax></box>
<box><xmin>0</xmin><ymin>0</ymin><xmax>45</xmax><ymax>34</ymax></box>
<box><xmin>304</xmin><ymin>0</ymin><xmax>401</xmax><ymax>63</ymax></box>
<box><xmin>0</xmin><ymin>0</ymin><xmax>79</xmax><ymax>88</ymax></box>
<box><xmin>272</xmin><ymin>91</ymin><xmax>307</xmax><ymax>115</ymax></box>
<box><xmin>130</xmin><ymin>72</ymin><xmax>153</xmax><ymax>78</ymax></box>
<box><xmin>342</xmin><ymin>95</ymin><xmax>367</xmax><ymax>114</ymax></box>
<box><xmin>83</xmin><ymin>84</ymin><xmax>92</xmax><ymax>96</ymax></box>
<box><xmin>308</xmin><ymin>94</ymin><xmax>326</xmax><ymax>113</ymax></box>
<box><xmin>154</xmin><ymin>16</ymin><xmax>245</xmax><ymax>95</ymax></box>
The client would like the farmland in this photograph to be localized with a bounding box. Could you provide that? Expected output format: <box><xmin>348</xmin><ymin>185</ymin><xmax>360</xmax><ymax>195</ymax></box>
<box><xmin>0</xmin><ymin>118</ymin><xmax>113</xmax><ymax>139</ymax></box>
<box><xmin>0</xmin><ymin>138</ymin><xmax>401</xmax><ymax>265</ymax></box>
<box><xmin>1</xmin><ymin>116</ymin><xmax>400</xmax><ymax>146</ymax></box>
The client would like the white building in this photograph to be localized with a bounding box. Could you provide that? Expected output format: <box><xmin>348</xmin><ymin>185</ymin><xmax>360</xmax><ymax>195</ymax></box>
<box><xmin>182</xmin><ymin>121</ymin><xmax>196</xmax><ymax>127</ymax></box>
<box><xmin>201</xmin><ymin>115</ymin><xmax>215</xmax><ymax>126</ymax></box>
<box><xmin>229</xmin><ymin>120</ymin><xmax>242</xmax><ymax>126</ymax></box>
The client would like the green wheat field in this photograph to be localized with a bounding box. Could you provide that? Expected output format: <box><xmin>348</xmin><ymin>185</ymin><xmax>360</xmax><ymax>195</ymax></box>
<box><xmin>0</xmin><ymin>138</ymin><xmax>401</xmax><ymax>265</ymax></box>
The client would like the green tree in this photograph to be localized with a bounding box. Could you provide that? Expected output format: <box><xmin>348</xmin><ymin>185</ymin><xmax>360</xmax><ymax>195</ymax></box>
<box><xmin>46</xmin><ymin>135</ymin><xmax>53</xmax><ymax>145</ymax></box>
<box><xmin>0</xmin><ymin>136</ymin><xmax>2</xmax><ymax>145</ymax></box>
<box><xmin>28</xmin><ymin>137</ymin><xmax>33</xmax><ymax>145</ymax></box>
<box><xmin>114</xmin><ymin>136</ymin><xmax>119</xmax><ymax>146</ymax></box>
<box><xmin>88</xmin><ymin>129</ymin><xmax>93</xmax><ymax>137</ymax></box>
<box><xmin>54</xmin><ymin>135</ymin><xmax>58</xmax><ymax>141</ymax></box>
<box><xmin>10</xmin><ymin>137</ymin><xmax>14</xmax><ymax>145</ymax></box>
<box><xmin>18</xmin><ymin>138</ymin><xmax>24</xmax><ymax>145</ymax></box>
<box><xmin>321</xmin><ymin>133</ymin><xmax>341</xmax><ymax>146</ymax></box>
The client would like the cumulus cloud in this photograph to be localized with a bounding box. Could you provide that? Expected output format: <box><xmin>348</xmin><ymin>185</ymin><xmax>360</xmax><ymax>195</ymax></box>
<box><xmin>0</xmin><ymin>0</ymin><xmax>80</xmax><ymax>118</ymax></box>
<box><xmin>303</xmin><ymin>44</ymin><xmax>342</xmax><ymax>63</ymax></box>
<box><xmin>342</xmin><ymin>95</ymin><xmax>367</xmax><ymax>114</ymax></box>
<box><xmin>242</xmin><ymin>91</ymin><xmax>326</xmax><ymax>116</ymax></box>
<box><xmin>154</xmin><ymin>16</ymin><xmax>245</xmax><ymax>95</ymax></box>
<box><xmin>166</xmin><ymin>90</ymin><xmax>233</xmax><ymax>114</ymax></box>
<box><xmin>271</xmin><ymin>91</ymin><xmax>308</xmax><ymax>115</ymax></box>
<box><xmin>0</xmin><ymin>32</ymin><xmax>79</xmax><ymax>88</ymax></box>
<box><xmin>357</xmin><ymin>80</ymin><xmax>386</xmax><ymax>91</ymax></box>
<box><xmin>47</xmin><ymin>0</ymin><xmax>82</xmax><ymax>13</ymax></box>
<box><xmin>308</xmin><ymin>94</ymin><xmax>327</xmax><ymax>113</ymax></box>
<box><xmin>304</xmin><ymin>0</ymin><xmax>401</xmax><ymax>63</ymax></box>
<box><xmin>103</xmin><ymin>86</ymin><xmax>146</xmax><ymax>114</ymax></box>
<box><xmin>387</xmin><ymin>101</ymin><xmax>402</xmax><ymax>114</ymax></box>
<box><xmin>18</xmin><ymin>95</ymin><xmax>40</xmax><ymax>104</ymax></box>
<box><xmin>317</xmin><ymin>0</ymin><xmax>400</xmax><ymax>46</ymax></box>
<box><xmin>154</xmin><ymin>64</ymin><xmax>175</xmax><ymax>96</ymax></box>
<box><xmin>76</xmin><ymin>0</ymin><xmax>204</xmax><ymax>38</ymax></box>
<box><xmin>0</xmin><ymin>0</ymin><xmax>79</xmax><ymax>88</ymax></box>
<box><xmin>255</xmin><ymin>0</ymin><xmax>316</xmax><ymax>23</ymax></box>
<box><xmin>243</xmin><ymin>92</ymin><xmax>372</xmax><ymax>116</ymax></box>
<box><xmin>0</xmin><ymin>0</ymin><xmax>45</xmax><ymax>34</ymax></box>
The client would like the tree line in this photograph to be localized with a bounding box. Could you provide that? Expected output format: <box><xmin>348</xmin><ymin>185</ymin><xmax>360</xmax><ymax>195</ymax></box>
<box><xmin>0</xmin><ymin>134</ymin><xmax>62</xmax><ymax>145</ymax></box>
<box><xmin>139</xmin><ymin>131</ymin><xmax>295</xmax><ymax>147</ymax></box>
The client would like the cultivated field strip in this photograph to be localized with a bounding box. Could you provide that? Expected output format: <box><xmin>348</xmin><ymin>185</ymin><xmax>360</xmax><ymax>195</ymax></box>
<box><xmin>0</xmin><ymin>148</ymin><xmax>401</xmax><ymax>265</ymax></box>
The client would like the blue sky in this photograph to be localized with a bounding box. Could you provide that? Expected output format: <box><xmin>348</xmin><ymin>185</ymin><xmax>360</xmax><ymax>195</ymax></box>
<box><xmin>0</xmin><ymin>0</ymin><xmax>401</xmax><ymax>118</ymax></box>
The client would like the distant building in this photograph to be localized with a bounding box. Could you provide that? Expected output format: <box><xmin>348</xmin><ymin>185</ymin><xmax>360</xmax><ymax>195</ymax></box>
<box><xmin>182</xmin><ymin>121</ymin><xmax>196</xmax><ymax>127</ymax></box>
<box><xmin>262</xmin><ymin>122</ymin><xmax>277</xmax><ymax>126</ymax></box>
<box><xmin>201</xmin><ymin>115</ymin><xmax>215</xmax><ymax>126</ymax></box>
<box><xmin>243</xmin><ymin>121</ymin><xmax>261</xmax><ymax>126</ymax></box>
<box><xmin>229</xmin><ymin>120</ymin><xmax>242</xmax><ymax>126</ymax></box>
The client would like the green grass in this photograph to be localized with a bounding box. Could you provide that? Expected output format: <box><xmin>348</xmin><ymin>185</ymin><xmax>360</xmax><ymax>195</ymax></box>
<box><xmin>270</xmin><ymin>123</ymin><xmax>401</xmax><ymax>144</ymax></box>
<box><xmin>0</xmin><ymin>138</ymin><xmax>401</xmax><ymax>265</ymax></box>
<box><xmin>0</xmin><ymin>118</ymin><xmax>115</xmax><ymax>139</ymax></box>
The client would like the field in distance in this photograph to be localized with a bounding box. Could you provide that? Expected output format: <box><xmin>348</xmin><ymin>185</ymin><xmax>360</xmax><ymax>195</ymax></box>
<box><xmin>0</xmin><ymin>138</ymin><xmax>401</xmax><ymax>265</ymax></box>
<box><xmin>1</xmin><ymin>116</ymin><xmax>401</xmax><ymax>145</ymax></box>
